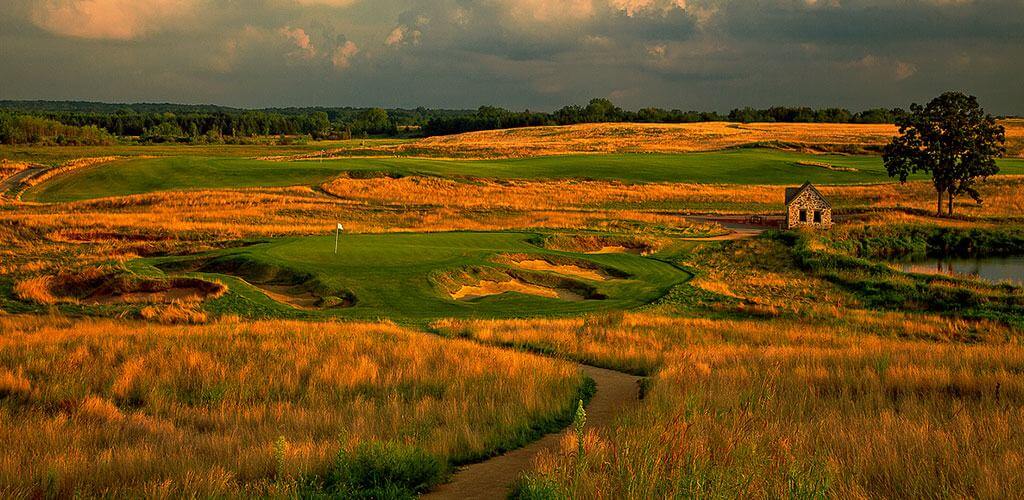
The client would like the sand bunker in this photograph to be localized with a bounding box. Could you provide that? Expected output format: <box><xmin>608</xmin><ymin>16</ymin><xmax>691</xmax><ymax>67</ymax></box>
<box><xmin>252</xmin><ymin>283</ymin><xmax>354</xmax><ymax>310</ymax></box>
<box><xmin>511</xmin><ymin>259</ymin><xmax>610</xmax><ymax>281</ymax></box>
<box><xmin>451</xmin><ymin>279</ymin><xmax>585</xmax><ymax>301</ymax></box>
<box><xmin>537</xmin><ymin>234</ymin><xmax>657</xmax><ymax>256</ymax></box>
<box><xmin>86</xmin><ymin>286</ymin><xmax>211</xmax><ymax>305</ymax></box>
<box><xmin>588</xmin><ymin>245</ymin><xmax>648</xmax><ymax>255</ymax></box>
<box><xmin>79</xmin><ymin>277</ymin><xmax>226</xmax><ymax>306</ymax></box>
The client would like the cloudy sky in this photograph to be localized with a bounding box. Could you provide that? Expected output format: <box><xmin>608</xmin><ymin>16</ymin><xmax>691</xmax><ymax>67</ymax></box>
<box><xmin>1</xmin><ymin>0</ymin><xmax>1022</xmax><ymax>113</ymax></box>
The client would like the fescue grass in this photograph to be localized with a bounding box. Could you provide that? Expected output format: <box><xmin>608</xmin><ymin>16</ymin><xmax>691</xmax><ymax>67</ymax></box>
<box><xmin>0</xmin><ymin>316</ymin><xmax>586</xmax><ymax>497</ymax></box>
<box><xmin>440</xmin><ymin>312</ymin><xmax>1024</xmax><ymax>499</ymax></box>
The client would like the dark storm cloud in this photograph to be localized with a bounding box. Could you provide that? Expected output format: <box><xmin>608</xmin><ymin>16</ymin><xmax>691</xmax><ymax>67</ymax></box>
<box><xmin>1</xmin><ymin>0</ymin><xmax>1022</xmax><ymax>113</ymax></box>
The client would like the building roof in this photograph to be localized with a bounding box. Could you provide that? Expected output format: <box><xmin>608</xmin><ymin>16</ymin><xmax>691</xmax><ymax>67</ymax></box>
<box><xmin>785</xmin><ymin>181</ymin><xmax>832</xmax><ymax>208</ymax></box>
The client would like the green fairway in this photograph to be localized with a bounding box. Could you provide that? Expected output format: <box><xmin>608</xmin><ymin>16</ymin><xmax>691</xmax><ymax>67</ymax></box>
<box><xmin>26</xmin><ymin>149</ymin><xmax>1024</xmax><ymax>202</ymax></box>
<box><xmin>23</xmin><ymin>156</ymin><xmax>351</xmax><ymax>202</ymax></box>
<box><xmin>141</xmin><ymin>231</ymin><xmax>692</xmax><ymax>322</ymax></box>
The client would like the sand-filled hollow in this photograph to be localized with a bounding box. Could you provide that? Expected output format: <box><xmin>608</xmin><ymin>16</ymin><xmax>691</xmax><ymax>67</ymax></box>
<box><xmin>512</xmin><ymin>259</ymin><xmax>609</xmax><ymax>281</ymax></box>
<box><xmin>85</xmin><ymin>284</ymin><xmax>218</xmax><ymax>305</ymax></box>
<box><xmin>450</xmin><ymin>278</ymin><xmax>586</xmax><ymax>301</ymax></box>
<box><xmin>588</xmin><ymin>245</ymin><xmax>647</xmax><ymax>255</ymax></box>
<box><xmin>253</xmin><ymin>283</ymin><xmax>355</xmax><ymax>310</ymax></box>
<box><xmin>535</xmin><ymin>234</ymin><xmax>658</xmax><ymax>256</ymax></box>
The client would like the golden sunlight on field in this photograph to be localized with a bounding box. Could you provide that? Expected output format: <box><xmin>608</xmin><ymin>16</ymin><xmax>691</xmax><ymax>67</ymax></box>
<box><xmin>0</xmin><ymin>316</ymin><xmax>582</xmax><ymax>497</ymax></box>
<box><xmin>404</xmin><ymin>122</ymin><xmax>900</xmax><ymax>158</ymax></box>
<box><xmin>440</xmin><ymin>312</ymin><xmax>1024</xmax><ymax>498</ymax></box>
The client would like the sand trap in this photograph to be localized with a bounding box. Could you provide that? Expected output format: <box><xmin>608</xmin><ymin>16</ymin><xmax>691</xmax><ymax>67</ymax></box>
<box><xmin>257</xmin><ymin>284</ymin><xmax>322</xmax><ymax>309</ymax></box>
<box><xmin>81</xmin><ymin>278</ymin><xmax>226</xmax><ymax>306</ymax></box>
<box><xmin>451</xmin><ymin>279</ymin><xmax>585</xmax><ymax>301</ymax></box>
<box><xmin>86</xmin><ymin>287</ymin><xmax>209</xmax><ymax>305</ymax></box>
<box><xmin>589</xmin><ymin>245</ymin><xmax>647</xmax><ymax>255</ymax></box>
<box><xmin>249</xmin><ymin>283</ymin><xmax>354</xmax><ymax>310</ymax></box>
<box><xmin>512</xmin><ymin>259</ymin><xmax>609</xmax><ymax>281</ymax></box>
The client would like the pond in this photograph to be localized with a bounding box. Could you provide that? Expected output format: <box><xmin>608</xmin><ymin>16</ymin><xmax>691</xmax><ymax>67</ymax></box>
<box><xmin>901</xmin><ymin>257</ymin><xmax>1024</xmax><ymax>286</ymax></box>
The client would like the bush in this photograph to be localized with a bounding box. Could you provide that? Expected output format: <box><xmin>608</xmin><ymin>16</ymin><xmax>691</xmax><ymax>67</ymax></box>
<box><xmin>317</xmin><ymin>441</ymin><xmax>447</xmax><ymax>499</ymax></box>
<box><xmin>510</xmin><ymin>475</ymin><xmax>564</xmax><ymax>499</ymax></box>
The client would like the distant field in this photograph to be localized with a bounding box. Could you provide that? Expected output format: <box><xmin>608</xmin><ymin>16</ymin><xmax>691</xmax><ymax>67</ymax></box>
<box><xmin>0</xmin><ymin>138</ymin><xmax>410</xmax><ymax>165</ymax></box>
<box><xmin>406</xmin><ymin>120</ymin><xmax>1023</xmax><ymax>158</ymax></box>
<box><xmin>142</xmin><ymin>231</ymin><xmax>692</xmax><ymax>322</ymax></box>
<box><xmin>25</xmin><ymin>149</ymin><xmax>1024</xmax><ymax>202</ymax></box>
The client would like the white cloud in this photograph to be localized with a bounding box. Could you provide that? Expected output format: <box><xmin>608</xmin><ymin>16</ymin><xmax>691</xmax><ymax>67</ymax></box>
<box><xmin>608</xmin><ymin>0</ymin><xmax>688</xmax><ymax>17</ymax></box>
<box><xmin>294</xmin><ymin>0</ymin><xmax>358</xmax><ymax>6</ymax></box>
<box><xmin>29</xmin><ymin>0</ymin><xmax>197</xmax><ymax>40</ymax></box>
<box><xmin>846</xmin><ymin>54</ymin><xmax>919</xmax><ymax>81</ymax></box>
<box><xmin>332</xmin><ymin>40</ymin><xmax>359</xmax><ymax>68</ymax></box>
<box><xmin>498</xmin><ymin>0</ymin><xmax>596</xmax><ymax>24</ymax></box>
<box><xmin>280</xmin><ymin>26</ymin><xmax>316</xmax><ymax>59</ymax></box>
<box><xmin>385</xmin><ymin>26</ymin><xmax>406</xmax><ymax>46</ymax></box>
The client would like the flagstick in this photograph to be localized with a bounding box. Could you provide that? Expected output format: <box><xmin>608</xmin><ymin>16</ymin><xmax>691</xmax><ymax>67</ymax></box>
<box><xmin>334</xmin><ymin>224</ymin><xmax>339</xmax><ymax>255</ymax></box>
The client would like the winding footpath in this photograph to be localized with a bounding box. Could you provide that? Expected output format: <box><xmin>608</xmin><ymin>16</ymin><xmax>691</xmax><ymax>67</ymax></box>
<box><xmin>424</xmin><ymin>365</ymin><xmax>641</xmax><ymax>500</ymax></box>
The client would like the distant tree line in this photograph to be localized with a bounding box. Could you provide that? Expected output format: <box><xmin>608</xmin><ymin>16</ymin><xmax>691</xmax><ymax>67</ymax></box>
<box><xmin>0</xmin><ymin>101</ymin><xmax>472</xmax><ymax>144</ymax></box>
<box><xmin>0</xmin><ymin>98</ymin><xmax>907</xmax><ymax>144</ymax></box>
<box><xmin>424</xmin><ymin>99</ymin><xmax>902</xmax><ymax>136</ymax></box>
<box><xmin>0</xmin><ymin>112</ymin><xmax>116</xmax><ymax>146</ymax></box>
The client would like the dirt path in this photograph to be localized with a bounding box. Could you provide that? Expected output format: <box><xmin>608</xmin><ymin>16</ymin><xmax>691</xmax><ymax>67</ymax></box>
<box><xmin>681</xmin><ymin>216</ymin><xmax>768</xmax><ymax>241</ymax></box>
<box><xmin>423</xmin><ymin>365</ymin><xmax>641</xmax><ymax>500</ymax></box>
<box><xmin>678</xmin><ymin>228</ymin><xmax>763</xmax><ymax>241</ymax></box>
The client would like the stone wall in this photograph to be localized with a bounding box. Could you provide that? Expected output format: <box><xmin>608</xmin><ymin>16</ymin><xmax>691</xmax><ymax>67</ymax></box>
<box><xmin>786</xmin><ymin>190</ymin><xmax>833</xmax><ymax>229</ymax></box>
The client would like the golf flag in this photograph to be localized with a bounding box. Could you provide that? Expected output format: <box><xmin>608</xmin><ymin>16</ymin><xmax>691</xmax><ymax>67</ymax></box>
<box><xmin>335</xmin><ymin>223</ymin><xmax>344</xmax><ymax>254</ymax></box>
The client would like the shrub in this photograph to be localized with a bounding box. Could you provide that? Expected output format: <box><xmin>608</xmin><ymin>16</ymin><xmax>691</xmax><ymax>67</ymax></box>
<box><xmin>317</xmin><ymin>441</ymin><xmax>447</xmax><ymax>499</ymax></box>
<box><xmin>510</xmin><ymin>475</ymin><xmax>564</xmax><ymax>500</ymax></box>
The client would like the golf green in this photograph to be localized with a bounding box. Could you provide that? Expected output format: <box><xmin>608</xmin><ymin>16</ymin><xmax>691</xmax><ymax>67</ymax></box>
<box><xmin>141</xmin><ymin>231</ymin><xmax>692</xmax><ymax>321</ymax></box>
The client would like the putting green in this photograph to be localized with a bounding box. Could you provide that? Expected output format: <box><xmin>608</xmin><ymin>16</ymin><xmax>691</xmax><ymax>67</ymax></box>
<box><xmin>141</xmin><ymin>231</ymin><xmax>692</xmax><ymax>321</ymax></box>
<box><xmin>28</xmin><ymin>149</ymin><xmax>1024</xmax><ymax>202</ymax></box>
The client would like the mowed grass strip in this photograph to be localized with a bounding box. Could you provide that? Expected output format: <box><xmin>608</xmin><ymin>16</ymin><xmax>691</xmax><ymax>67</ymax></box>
<box><xmin>146</xmin><ymin>232</ymin><xmax>692</xmax><ymax>322</ymax></box>
<box><xmin>22</xmin><ymin>156</ymin><xmax>353</xmax><ymax>202</ymax></box>
<box><xmin>27</xmin><ymin>149</ymin><xmax>1024</xmax><ymax>202</ymax></box>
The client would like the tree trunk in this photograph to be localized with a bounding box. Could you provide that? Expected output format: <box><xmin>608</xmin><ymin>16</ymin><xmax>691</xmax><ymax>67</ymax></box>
<box><xmin>937</xmin><ymin>189</ymin><xmax>943</xmax><ymax>217</ymax></box>
<box><xmin>948</xmin><ymin>190</ymin><xmax>955</xmax><ymax>217</ymax></box>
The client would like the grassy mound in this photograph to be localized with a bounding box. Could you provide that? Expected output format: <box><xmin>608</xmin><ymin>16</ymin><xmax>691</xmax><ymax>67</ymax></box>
<box><xmin>141</xmin><ymin>232</ymin><xmax>692</xmax><ymax>322</ymax></box>
<box><xmin>158</xmin><ymin>254</ymin><xmax>356</xmax><ymax>310</ymax></box>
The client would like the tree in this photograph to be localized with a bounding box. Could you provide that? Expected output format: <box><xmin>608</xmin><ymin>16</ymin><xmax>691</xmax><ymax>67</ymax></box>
<box><xmin>883</xmin><ymin>92</ymin><xmax>1005</xmax><ymax>217</ymax></box>
<box><xmin>306</xmin><ymin>111</ymin><xmax>331</xmax><ymax>139</ymax></box>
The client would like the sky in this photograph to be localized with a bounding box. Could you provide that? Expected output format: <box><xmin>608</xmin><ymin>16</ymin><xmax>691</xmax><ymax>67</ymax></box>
<box><xmin>1</xmin><ymin>0</ymin><xmax>1023</xmax><ymax>113</ymax></box>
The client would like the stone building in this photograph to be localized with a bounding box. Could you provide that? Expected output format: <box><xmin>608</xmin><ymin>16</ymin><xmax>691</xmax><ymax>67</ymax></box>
<box><xmin>785</xmin><ymin>181</ymin><xmax>833</xmax><ymax>229</ymax></box>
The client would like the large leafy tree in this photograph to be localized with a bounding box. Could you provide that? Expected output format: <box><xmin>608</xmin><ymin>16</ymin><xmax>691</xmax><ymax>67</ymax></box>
<box><xmin>883</xmin><ymin>92</ymin><xmax>1005</xmax><ymax>216</ymax></box>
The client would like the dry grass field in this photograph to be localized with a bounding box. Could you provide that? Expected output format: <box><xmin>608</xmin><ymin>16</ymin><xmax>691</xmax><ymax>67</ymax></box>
<box><xmin>388</xmin><ymin>122</ymin><xmax>899</xmax><ymax>158</ymax></box>
<box><xmin>323</xmin><ymin>174</ymin><xmax>1024</xmax><ymax>217</ymax></box>
<box><xmin>401</xmin><ymin>120</ymin><xmax>1023</xmax><ymax>159</ymax></box>
<box><xmin>2</xmin><ymin>122</ymin><xmax>1024</xmax><ymax>497</ymax></box>
<box><xmin>0</xmin><ymin>316</ymin><xmax>584</xmax><ymax>497</ymax></box>
<box><xmin>486</xmin><ymin>313</ymin><xmax>1024</xmax><ymax>499</ymax></box>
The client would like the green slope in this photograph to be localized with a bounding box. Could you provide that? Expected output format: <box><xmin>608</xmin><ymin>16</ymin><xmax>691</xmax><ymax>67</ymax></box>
<box><xmin>142</xmin><ymin>231</ymin><xmax>692</xmax><ymax>322</ymax></box>
<box><xmin>28</xmin><ymin>149</ymin><xmax>1024</xmax><ymax>203</ymax></box>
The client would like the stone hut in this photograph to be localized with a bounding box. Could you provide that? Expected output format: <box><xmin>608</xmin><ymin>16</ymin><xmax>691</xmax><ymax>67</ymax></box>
<box><xmin>785</xmin><ymin>181</ymin><xmax>832</xmax><ymax>229</ymax></box>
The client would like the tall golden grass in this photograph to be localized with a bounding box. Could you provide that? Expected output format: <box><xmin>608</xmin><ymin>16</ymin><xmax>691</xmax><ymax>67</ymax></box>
<box><xmin>439</xmin><ymin>312</ymin><xmax>1024</xmax><ymax>498</ymax></box>
<box><xmin>322</xmin><ymin>175</ymin><xmax>1024</xmax><ymax>217</ymax></box>
<box><xmin>0</xmin><ymin>160</ymin><xmax>32</xmax><ymax>182</ymax></box>
<box><xmin>0</xmin><ymin>316</ymin><xmax>582</xmax><ymax>497</ymax></box>
<box><xmin>344</xmin><ymin>122</ymin><xmax>902</xmax><ymax>159</ymax></box>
